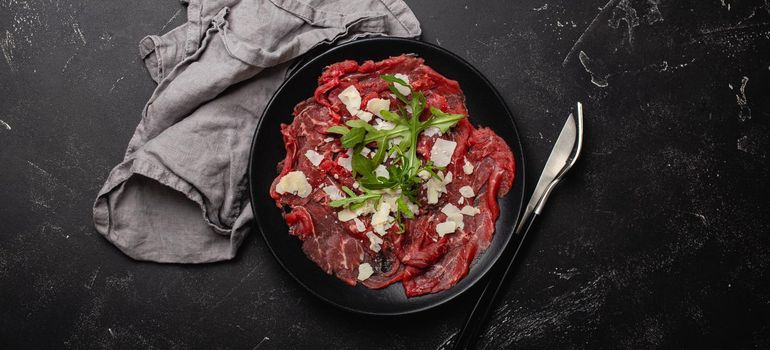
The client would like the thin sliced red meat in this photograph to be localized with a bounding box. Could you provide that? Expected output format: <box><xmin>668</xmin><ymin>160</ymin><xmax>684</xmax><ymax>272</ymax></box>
<box><xmin>271</xmin><ymin>55</ymin><xmax>515</xmax><ymax>297</ymax></box>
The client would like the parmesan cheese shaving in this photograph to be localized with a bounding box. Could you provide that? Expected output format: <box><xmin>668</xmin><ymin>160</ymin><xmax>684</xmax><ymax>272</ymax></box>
<box><xmin>275</xmin><ymin>171</ymin><xmax>312</xmax><ymax>198</ymax></box>
<box><xmin>304</xmin><ymin>149</ymin><xmax>323</xmax><ymax>166</ymax></box>
<box><xmin>338</xmin><ymin>85</ymin><xmax>361</xmax><ymax>116</ymax></box>
<box><xmin>357</xmin><ymin>263</ymin><xmax>374</xmax><ymax>281</ymax></box>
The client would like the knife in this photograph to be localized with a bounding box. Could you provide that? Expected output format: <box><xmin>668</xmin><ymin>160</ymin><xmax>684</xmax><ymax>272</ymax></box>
<box><xmin>450</xmin><ymin>102</ymin><xmax>585</xmax><ymax>350</ymax></box>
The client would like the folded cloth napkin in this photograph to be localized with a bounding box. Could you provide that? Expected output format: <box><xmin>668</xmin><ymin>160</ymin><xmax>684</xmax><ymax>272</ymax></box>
<box><xmin>93</xmin><ymin>0</ymin><xmax>421</xmax><ymax>263</ymax></box>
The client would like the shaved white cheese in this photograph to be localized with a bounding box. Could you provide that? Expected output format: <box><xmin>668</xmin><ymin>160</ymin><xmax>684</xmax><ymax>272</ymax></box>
<box><xmin>417</xmin><ymin>170</ymin><xmax>431</xmax><ymax>180</ymax></box>
<box><xmin>338</xmin><ymin>208</ymin><xmax>357</xmax><ymax>222</ymax></box>
<box><xmin>324</xmin><ymin>137</ymin><xmax>334</xmax><ymax>143</ymax></box>
<box><xmin>423</xmin><ymin>126</ymin><xmax>442</xmax><ymax>137</ymax></box>
<box><xmin>366</xmin><ymin>231</ymin><xmax>383</xmax><ymax>252</ymax></box>
<box><xmin>349</xmin><ymin>201</ymin><xmax>376</xmax><ymax>217</ymax></box>
<box><xmin>426</xmin><ymin>177</ymin><xmax>445</xmax><ymax>204</ymax></box>
<box><xmin>275</xmin><ymin>171</ymin><xmax>312</xmax><ymax>198</ymax></box>
<box><xmin>371</xmin><ymin>203</ymin><xmax>391</xmax><ymax>227</ymax></box>
<box><xmin>394</xmin><ymin>73</ymin><xmax>411</xmax><ymax>95</ymax></box>
<box><xmin>430</xmin><ymin>139</ymin><xmax>457</xmax><ymax>167</ymax></box>
<box><xmin>443</xmin><ymin>171</ymin><xmax>453</xmax><ymax>185</ymax></box>
<box><xmin>441</xmin><ymin>203</ymin><xmax>462</xmax><ymax>218</ymax></box>
<box><xmin>353</xmin><ymin>217</ymin><xmax>366</xmax><ymax>232</ymax></box>
<box><xmin>360</xmin><ymin>147</ymin><xmax>372</xmax><ymax>157</ymax></box>
<box><xmin>458</xmin><ymin>197</ymin><xmax>465</xmax><ymax>205</ymax></box>
<box><xmin>352</xmin><ymin>181</ymin><xmax>360</xmax><ymax>189</ymax></box>
<box><xmin>436</xmin><ymin>221</ymin><xmax>457</xmax><ymax>236</ymax></box>
<box><xmin>373</xmin><ymin>118</ymin><xmax>395</xmax><ymax>131</ymax></box>
<box><xmin>322</xmin><ymin>185</ymin><xmax>344</xmax><ymax>200</ymax></box>
<box><xmin>355</xmin><ymin>110</ymin><xmax>373</xmax><ymax>122</ymax></box>
<box><xmin>304</xmin><ymin>149</ymin><xmax>324</xmax><ymax>166</ymax></box>
<box><xmin>459</xmin><ymin>185</ymin><xmax>475</xmax><ymax>198</ymax></box>
<box><xmin>338</xmin><ymin>85</ymin><xmax>361</xmax><ymax>116</ymax></box>
<box><xmin>337</xmin><ymin>148</ymin><xmax>353</xmax><ymax>171</ymax></box>
<box><xmin>357</xmin><ymin>263</ymin><xmax>374</xmax><ymax>281</ymax></box>
<box><xmin>372</xmin><ymin>203</ymin><xmax>395</xmax><ymax>236</ymax></box>
<box><xmin>425</xmin><ymin>171</ymin><xmax>449</xmax><ymax>204</ymax></box>
<box><xmin>375</xmin><ymin>165</ymin><xmax>389</xmax><ymax>179</ymax></box>
<box><xmin>338</xmin><ymin>156</ymin><xmax>352</xmax><ymax>171</ymax></box>
<box><xmin>463</xmin><ymin>157</ymin><xmax>474</xmax><ymax>174</ymax></box>
<box><xmin>379</xmin><ymin>191</ymin><xmax>401</xmax><ymax>213</ymax></box>
<box><xmin>374</xmin><ymin>222</ymin><xmax>389</xmax><ymax>236</ymax></box>
<box><xmin>441</xmin><ymin>203</ymin><xmax>465</xmax><ymax>229</ymax></box>
<box><xmin>365</xmin><ymin>98</ymin><xmax>391</xmax><ymax>117</ymax></box>
<box><xmin>461</xmin><ymin>205</ymin><xmax>481</xmax><ymax>216</ymax></box>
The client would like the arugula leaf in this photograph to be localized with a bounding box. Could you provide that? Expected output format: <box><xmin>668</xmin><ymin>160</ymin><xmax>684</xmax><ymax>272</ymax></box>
<box><xmin>425</xmin><ymin>106</ymin><xmax>464</xmax><ymax>132</ymax></box>
<box><xmin>345</xmin><ymin>119</ymin><xmax>376</xmax><ymax>132</ymax></box>
<box><xmin>362</xmin><ymin>124</ymin><xmax>410</xmax><ymax>144</ymax></box>
<box><xmin>410</xmin><ymin>91</ymin><xmax>426</xmax><ymax>121</ymax></box>
<box><xmin>326</xmin><ymin>75</ymin><xmax>465</xmax><ymax>230</ymax></box>
<box><xmin>340</xmin><ymin>127</ymin><xmax>365</xmax><ymax>148</ymax></box>
<box><xmin>329</xmin><ymin>186</ymin><xmax>381</xmax><ymax>208</ymax></box>
<box><xmin>340</xmin><ymin>186</ymin><xmax>356</xmax><ymax>197</ymax></box>
<box><xmin>396</xmin><ymin>196</ymin><xmax>414</xmax><ymax>219</ymax></box>
<box><xmin>326</xmin><ymin>125</ymin><xmax>350</xmax><ymax>135</ymax></box>
<box><xmin>351</xmin><ymin>151</ymin><xmax>374</xmax><ymax>179</ymax></box>
<box><xmin>371</xmin><ymin>136</ymin><xmax>388</xmax><ymax>166</ymax></box>
<box><xmin>379</xmin><ymin>110</ymin><xmax>401</xmax><ymax>123</ymax></box>
<box><xmin>380</xmin><ymin>74</ymin><xmax>409</xmax><ymax>87</ymax></box>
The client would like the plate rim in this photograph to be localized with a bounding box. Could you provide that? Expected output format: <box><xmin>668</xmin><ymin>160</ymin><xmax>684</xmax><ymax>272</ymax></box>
<box><xmin>248</xmin><ymin>37</ymin><xmax>526</xmax><ymax>315</ymax></box>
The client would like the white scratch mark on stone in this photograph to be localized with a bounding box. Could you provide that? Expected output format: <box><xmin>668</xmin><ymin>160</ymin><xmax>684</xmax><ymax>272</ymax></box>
<box><xmin>1</xmin><ymin>30</ymin><xmax>16</xmax><ymax>72</ymax></box>
<box><xmin>579</xmin><ymin>51</ymin><xmax>609</xmax><ymax>87</ymax></box>
<box><xmin>109</xmin><ymin>76</ymin><xmax>125</xmax><ymax>93</ymax></box>
<box><xmin>0</xmin><ymin>120</ymin><xmax>11</xmax><ymax>130</ymax></box>
<box><xmin>85</xmin><ymin>267</ymin><xmax>100</xmax><ymax>289</ymax></box>
<box><xmin>62</xmin><ymin>53</ymin><xmax>76</xmax><ymax>72</ymax></box>
<box><xmin>108</xmin><ymin>328</ymin><xmax>115</xmax><ymax>338</ymax></box>
<box><xmin>533</xmin><ymin>3</ymin><xmax>549</xmax><ymax>11</ymax></box>
<box><xmin>27</xmin><ymin>160</ymin><xmax>50</xmax><ymax>176</ymax></box>
<box><xmin>252</xmin><ymin>336</ymin><xmax>270</xmax><ymax>349</ymax></box>
<box><xmin>736</xmin><ymin>76</ymin><xmax>751</xmax><ymax>121</ymax></box>
<box><xmin>474</xmin><ymin>38</ymin><xmax>490</xmax><ymax>47</ymax></box>
<box><xmin>482</xmin><ymin>274</ymin><xmax>610</xmax><ymax>347</ymax></box>
<box><xmin>72</xmin><ymin>22</ymin><xmax>86</xmax><ymax>45</ymax></box>
<box><xmin>562</xmin><ymin>0</ymin><xmax>621</xmax><ymax>66</ymax></box>
<box><xmin>675</xmin><ymin>210</ymin><xmax>709</xmax><ymax>226</ymax></box>
<box><xmin>608</xmin><ymin>0</ymin><xmax>640</xmax><ymax>47</ymax></box>
<box><xmin>199</xmin><ymin>264</ymin><xmax>261</xmax><ymax>321</ymax></box>
<box><xmin>435</xmin><ymin>332</ymin><xmax>458</xmax><ymax>350</ymax></box>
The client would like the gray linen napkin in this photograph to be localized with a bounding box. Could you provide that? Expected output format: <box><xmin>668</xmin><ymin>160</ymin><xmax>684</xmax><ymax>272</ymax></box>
<box><xmin>93</xmin><ymin>0</ymin><xmax>421</xmax><ymax>263</ymax></box>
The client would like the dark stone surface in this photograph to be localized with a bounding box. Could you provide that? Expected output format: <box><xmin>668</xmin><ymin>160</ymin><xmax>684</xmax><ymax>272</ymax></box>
<box><xmin>1</xmin><ymin>0</ymin><xmax>768</xmax><ymax>348</ymax></box>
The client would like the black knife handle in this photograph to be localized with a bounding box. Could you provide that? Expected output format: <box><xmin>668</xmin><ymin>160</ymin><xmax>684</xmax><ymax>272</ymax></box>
<box><xmin>451</xmin><ymin>212</ymin><xmax>538</xmax><ymax>350</ymax></box>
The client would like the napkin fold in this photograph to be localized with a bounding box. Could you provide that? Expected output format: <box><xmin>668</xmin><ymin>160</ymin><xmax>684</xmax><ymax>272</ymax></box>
<box><xmin>93</xmin><ymin>0</ymin><xmax>421</xmax><ymax>263</ymax></box>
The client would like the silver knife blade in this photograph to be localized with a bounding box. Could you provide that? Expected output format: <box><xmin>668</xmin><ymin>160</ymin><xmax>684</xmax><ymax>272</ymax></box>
<box><xmin>516</xmin><ymin>112</ymin><xmax>578</xmax><ymax>234</ymax></box>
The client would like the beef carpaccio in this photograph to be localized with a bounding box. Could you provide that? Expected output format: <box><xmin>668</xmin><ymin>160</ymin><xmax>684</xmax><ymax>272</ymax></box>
<box><xmin>269</xmin><ymin>55</ymin><xmax>515</xmax><ymax>297</ymax></box>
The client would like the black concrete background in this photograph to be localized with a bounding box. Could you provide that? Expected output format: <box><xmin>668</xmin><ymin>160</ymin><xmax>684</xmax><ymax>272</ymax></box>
<box><xmin>1</xmin><ymin>0</ymin><xmax>769</xmax><ymax>348</ymax></box>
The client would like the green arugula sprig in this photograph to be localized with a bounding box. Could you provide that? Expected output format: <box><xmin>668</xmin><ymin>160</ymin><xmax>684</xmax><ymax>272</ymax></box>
<box><xmin>326</xmin><ymin>75</ymin><xmax>464</xmax><ymax>230</ymax></box>
<box><xmin>329</xmin><ymin>186</ymin><xmax>381</xmax><ymax>209</ymax></box>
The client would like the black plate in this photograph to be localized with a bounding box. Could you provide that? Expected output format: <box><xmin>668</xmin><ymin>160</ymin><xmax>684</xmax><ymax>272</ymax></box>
<box><xmin>248</xmin><ymin>37</ymin><xmax>525</xmax><ymax>315</ymax></box>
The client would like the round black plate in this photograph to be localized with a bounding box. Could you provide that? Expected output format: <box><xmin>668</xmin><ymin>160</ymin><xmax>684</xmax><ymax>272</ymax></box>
<box><xmin>248</xmin><ymin>37</ymin><xmax>525</xmax><ymax>315</ymax></box>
